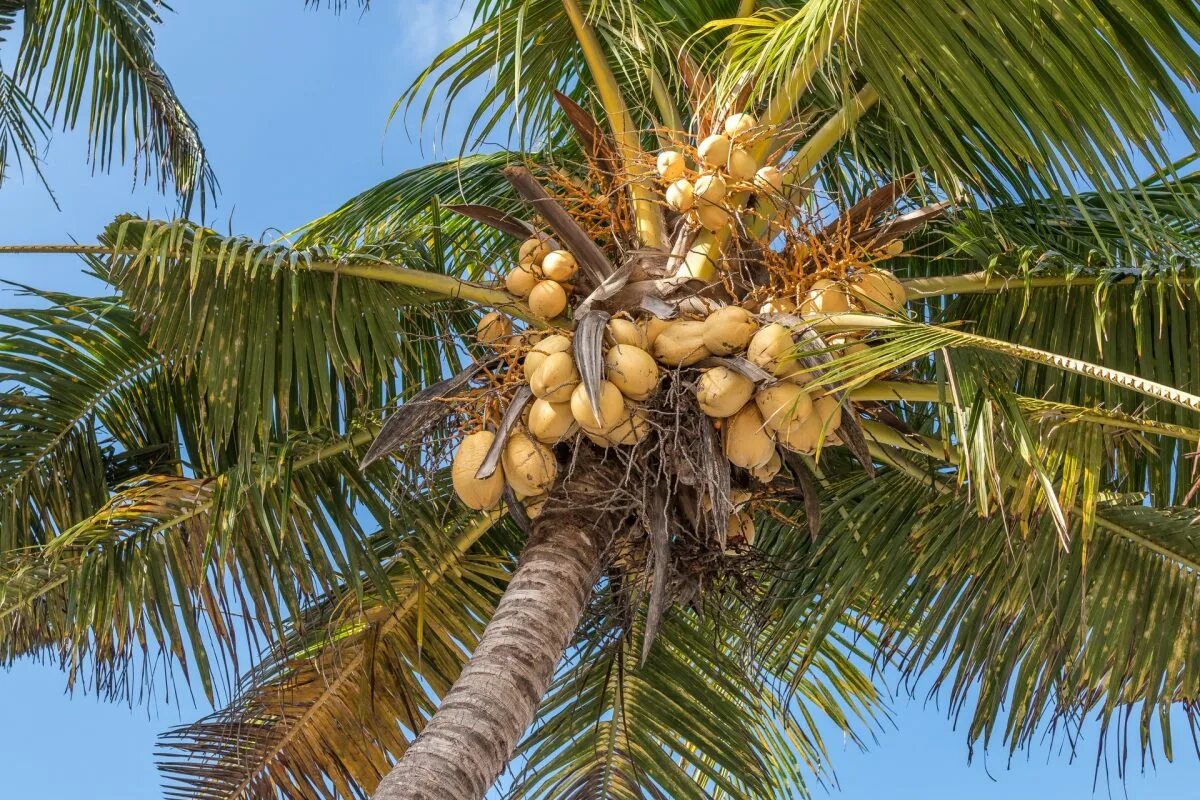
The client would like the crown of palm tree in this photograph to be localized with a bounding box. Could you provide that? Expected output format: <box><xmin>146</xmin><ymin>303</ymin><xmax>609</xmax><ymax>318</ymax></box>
<box><xmin>1</xmin><ymin>2</ymin><xmax>1200</xmax><ymax>799</ymax></box>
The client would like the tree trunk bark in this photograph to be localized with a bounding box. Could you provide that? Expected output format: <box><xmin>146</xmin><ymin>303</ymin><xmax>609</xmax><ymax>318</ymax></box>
<box><xmin>371</xmin><ymin>500</ymin><xmax>608</xmax><ymax>800</ymax></box>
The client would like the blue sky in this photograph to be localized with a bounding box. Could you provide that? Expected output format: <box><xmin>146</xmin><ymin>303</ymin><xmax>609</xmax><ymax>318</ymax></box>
<box><xmin>0</xmin><ymin>2</ymin><xmax>1197</xmax><ymax>798</ymax></box>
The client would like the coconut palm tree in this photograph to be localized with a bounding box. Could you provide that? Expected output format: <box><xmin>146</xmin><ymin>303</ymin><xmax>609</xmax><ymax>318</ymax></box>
<box><xmin>2</xmin><ymin>2</ymin><xmax>1200</xmax><ymax>800</ymax></box>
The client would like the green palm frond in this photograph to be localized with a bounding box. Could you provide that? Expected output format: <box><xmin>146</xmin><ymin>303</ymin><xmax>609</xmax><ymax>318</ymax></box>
<box><xmin>0</xmin><ymin>291</ymin><xmax>174</xmax><ymax>552</ymax></box>
<box><xmin>0</xmin><ymin>67</ymin><xmax>51</xmax><ymax>192</ymax></box>
<box><xmin>11</xmin><ymin>0</ymin><xmax>213</xmax><ymax>207</ymax></box>
<box><xmin>100</xmin><ymin>216</ymin><xmax>476</xmax><ymax>462</ymax></box>
<box><xmin>155</xmin><ymin>506</ymin><xmax>514</xmax><ymax>800</ymax></box>
<box><xmin>795</xmin><ymin>466</ymin><xmax>1200</xmax><ymax>766</ymax></box>
<box><xmin>722</xmin><ymin>1</ymin><xmax>1200</xmax><ymax>213</ymax></box>
<box><xmin>512</xmin><ymin>599</ymin><xmax>881</xmax><ymax>800</ymax></box>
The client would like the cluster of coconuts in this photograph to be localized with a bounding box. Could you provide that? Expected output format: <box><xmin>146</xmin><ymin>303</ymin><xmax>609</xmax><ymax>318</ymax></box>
<box><xmin>655</xmin><ymin>112</ymin><xmax>785</xmax><ymax>231</ymax></box>
<box><xmin>501</xmin><ymin>235</ymin><xmax>580</xmax><ymax>319</ymax></box>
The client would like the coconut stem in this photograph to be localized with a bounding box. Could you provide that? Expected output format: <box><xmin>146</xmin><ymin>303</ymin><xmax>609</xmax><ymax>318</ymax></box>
<box><xmin>900</xmin><ymin>271</ymin><xmax>1183</xmax><ymax>299</ymax></box>
<box><xmin>0</xmin><ymin>243</ymin><xmax>543</xmax><ymax>324</ymax></box>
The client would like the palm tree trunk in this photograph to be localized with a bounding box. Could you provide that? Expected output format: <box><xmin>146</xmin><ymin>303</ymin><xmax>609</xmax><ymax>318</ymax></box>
<box><xmin>372</xmin><ymin>501</ymin><xmax>608</xmax><ymax>800</ymax></box>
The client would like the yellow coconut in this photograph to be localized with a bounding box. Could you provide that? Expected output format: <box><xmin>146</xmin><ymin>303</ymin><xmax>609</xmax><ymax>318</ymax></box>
<box><xmin>606</xmin><ymin>317</ymin><xmax>647</xmax><ymax>349</ymax></box>
<box><xmin>570</xmin><ymin>380</ymin><xmax>627</xmax><ymax>433</ymax></box>
<box><xmin>505</xmin><ymin>264</ymin><xmax>539</xmax><ymax>297</ymax></box>
<box><xmin>694</xmin><ymin>173</ymin><xmax>728</xmax><ymax>205</ymax></box>
<box><xmin>530</xmin><ymin>350</ymin><xmax>580</xmax><ymax>403</ymax></box>
<box><xmin>758</xmin><ymin>296</ymin><xmax>797</xmax><ymax>315</ymax></box>
<box><xmin>475</xmin><ymin>311</ymin><xmax>512</xmax><ymax>347</ymax></box>
<box><xmin>776</xmin><ymin>412</ymin><xmax>822</xmax><ymax>453</ymax></box>
<box><xmin>749</xmin><ymin>449</ymin><xmax>782</xmax><ymax>483</ymax></box>
<box><xmin>526</xmin><ymin>398</ymin><xmax>578</xmax><ymax>444</ymax></box>
<box><xmin>524</xmin><ymin>494</ymin><xmax>549</xmax><ymax>519</ymax></box>
<box><xmin>523</xmin><ymin>334</ymin><xmax>572</xmax><ymax>381</ymax></box>
<box><xmin>657</xmin><ymin>150</ymin><xmax>686</xmax><ymax>182</ymax></box>
<box><xmin>642</xmin><ymin>317</ymin><xmax>672</xmax><ymax>348</ymax></box>
<box><xmin>694</xmin><ymin>204</ymin><xmax>732</xmax><ymax>231</ymax></box>
<box><xmin>728</xmin><ymin>511</ymin><xmax>756</xmax><ymax>546</ymax></box>
<box><xmin>882</xmin><ymin>239</ymin><xmax>905</xmax><ymax>258</ymax></box>
<box><xmin>755</xmin><ymin>383</ymin><xmax>813</xmax><ymax>433</ymax></box>
<box><xmin>724</xmin><ymin>404</ymin><xmax>776</xmax><ymax>469</ymax></box>
<box><xmin>604</xmin><ymin>344</ymin><xmax>660</xmax><ymax>401</ymax></box>
<box><xmin>451</xmin><ymin>430</ymin><xmax>505</xmax><ymax>510</ymax></box>
<box><xmin>727</xmin><ymin>148</ymin><xmax>757</xmax><ymax>181</ymax></box>
<box><xmin>849</xmin><ymin>268</ymin><xmax>906</xmax><ymax>311</ymax></box>
<box><xmin>502</xmin><ymin>431</ymin><xmax>558</xmax><ymax>497</ymax></box>
<box><xmin>665</xmin><ymin>179</ymin><xmax>696</xmax><ymax>213</ymax></box>
<box><xmin>754</xmin><ymin>165</ymin><xmax>784</xmax><ymax>194</ymax></box>
<box><xmin>813</xmin><ymin>395</ymin><xmax>843</xmax><ymax>432</ymax></box>
<box><xmin>519</xmin><ymin>236</ymin><xmax>551</xmax><ymax>264</ymax></box>
<box><xmin>541</xmin><ymin>250</ymin><xmax>578</xmax><ymax>282</ymax></box>
<box><xmin>529</xmin><ymin>280</ymin><xmax>568</xmax><ymax>319</ymax></box>
<box><xmin>606</xmin><ymin>408</ymin><xmax>651</xmax><ymax>445</ymax></box>
<box><xmin>724</xmin><ymin>112</ymin><xmax>757</xmax><ymax>139</ymax></box>
<box><xmin>696</xmin><ymin>366</ymin><xmax>755</xmax><ymax>418</ymax></box>
<box><xmin>697</xmin><ymin>133</ymin><xmax>732</xmax><ymax>168</ymax></box>
<box><xmin>800</xmin><ymin>279</ymin><xmax>852</xmax><ymax>315</ymax></box>
<box><xmin>747</xmin><ymin>323</ymin><xmax>799</xmax><ymax>377</ymax></box>
<box><xmin>651</xmin><ymin>320</ymin><xmax>711</xmax><ymax>366</ymax></box>
<box><xmin>702</xmin><ymin>306</ymin><xmax>758</xmax><ymax>355</ymax></box>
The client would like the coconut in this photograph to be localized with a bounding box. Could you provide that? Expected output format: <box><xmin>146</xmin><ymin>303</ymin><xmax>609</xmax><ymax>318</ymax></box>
<box><xmin>523</xmin><ymin>334</ymin><xmax>572</xmax><ymax>381</ymax></box>
<box><xmin>519</xmin><ymin>236</ymin><xmax>551</xmax><ymax>264</ymax></box>
<box><xmin>606</xmin><ymin>408</ymin><xmax>650</xmax><ymax>446</ymax></box>
<box><xmin>882</xmin><ymin>239</ymin><xmax>905</xmax><ymax>258</ymax></box>
<box><xmin>813</xmin><ymin>394</ymin><xmax>843</xmax><ymax>432</ymax></box>
<box><xmin>502</xmin><ymin>430</ymin><xmax>558</xmax><ymax>497</ymax></box>
<box><xmin>754</xmin><ymin>165</ymin><xmax>784</xmax><ymax>194</ymax></box>
<box><xmin>606</xmin><ymin>318</ymin><xmax>647</xmax><ymax>349</ymax></box>
<box><xmin>747</xmin><ymin>323</ymin><xmax>799</xmax><ymax>377</ymax></box>
<box><xmin>665</xmin><ymin>179</ymin><xmax>696</xmax><ymax>213</ymax></box>
<box><xmin>524</xmin><ymin>494</ymin><xmax>549</xmax><ymax>519</ymax></box>
<box><xmin>728</xmin><ymin>511</ymin><xmax>756</xmax><ymax>547</ymax></box>
<box><xmin>702</xmin><ymin>306</ymin><xmax>757</xmax><ymax>355</ymax></box>
<box><xmin>529</xmin><ymin>280</ymin><xmax>568</xmax><ymax>319</ymax></box>
<box><xmin>724</xmin><ymin>404</ymin><xmax>776</xmax><ymax>469</ymax></box>
<box><xmin>724</xmin><ymin>112</ymin><xmax>757</xmax><ymax>139</ymax></box>
<box><xmin>651</xmin><ymin>320</ymin><xmax>711</xmax><ymax>366</ymax></box>
<box><xmin>749</xmin><ymin>449</ymin><xmax>782</xmax><ymax>483</ymax></box>
<box><xmin>696</xmin><ymin>366</ymin><xmax>755</xmax><ymax>418</ymax></box>
<box><xmin>539</xmin><ymin>250</ymin><xmax>578</xmax><ymax>282</ymax></box>
<box><xmin>604</xmin><ymin>344</ymin><xmax>659</xmax><ymax>401</ymax></box>
<box><xmin>727</xmin><ymin>147</ymin><xmax>757</xmax><ymax>181</ymax></box>
<box><xmin>695</xmin><ymin>204</ymin><xmax>732</xmax><ymax>231</ymax></box>
<box><xmin>758</xmin><ymin>296</ymin><xmax>797</xmax><ymax>315</ymax></box>
<box><xmin>476</xmin><ymin>311</ymin><xmax>512</xmax><ymax>347</ymax></box>
<box><xmin>642</xmin><ymin>317</ymin><xmax>672</xmax><ymax>348</ymax></box>
<box><xmin>505</xmin><ymin>264</ymin><xmax>539</xmax><ymax>297</ymax></box>
<box><xmin>570</xmin><ymin>380</ymin><xmax>627</xmax><ymax>433</ymax></box>
<box><xmin>697</xmin><ymin>134</ymin><xmax>732</xmax><ymax>168</ymax></box>
<box><xmin>527</xmin><ymin>398</ymin><xmax>578</xmax><ymax>444</ymax></box>
<box><xmin>849</xmin><ymin>268</ymin><xmax>906</xmax><ymax>311</ymax></box>
<box><xmin>657</xmin><ymin>150</ymin><xmax>686</xmax><ymax>182</ymax></box>
<box><xmin>800</xmin><ymin>279</ymin><xmax>852</xmax><ymax>315</ymax></box>
<box><xmin>776</xmin><ymin>411</ymin><xmax>822</xmax><ymax>453</ymax></box>
<box><xmin>451</xmin><ymin>430</ymin><xmax>506</xmax><ymax>510</ymax></box>
<box><xmin>530</xmin><ymin>350</ymin><xmax>580</xmax><ymax>403</ymax></box>
<box><xmin>755</xmin><ymin>383</ymin><xmax>813</xmax><ymax>433</ymax></box>
<box><xmin>694</xmin><ymin>173</ymin><xmax>728</xmax><ymax>205</ymax></box>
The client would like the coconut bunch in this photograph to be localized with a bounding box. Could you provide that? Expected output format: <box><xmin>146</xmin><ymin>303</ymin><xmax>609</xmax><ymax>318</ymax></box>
<box><xmin>655</xmin><ymin>112</ymin><xmax>784</xmax><ymax>231</ymax></box>
<box><xmin>501</xmin><ymin>235</ymin><xmax>580</xmax><ymax>319</ymax></box>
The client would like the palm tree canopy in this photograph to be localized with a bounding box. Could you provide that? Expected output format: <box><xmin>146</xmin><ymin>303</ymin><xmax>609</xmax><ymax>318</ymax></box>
<box><xmin>1</xmin><ymin>1</ymin><xmax>1199</xmax><ymax>798</ymax></box>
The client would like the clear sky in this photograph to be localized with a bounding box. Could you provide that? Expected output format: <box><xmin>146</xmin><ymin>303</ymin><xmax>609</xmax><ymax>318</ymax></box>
<box><xmin>0</xmin><ymin>2</ymin><xmax>1197</xmax><ymax>798</ymax></box>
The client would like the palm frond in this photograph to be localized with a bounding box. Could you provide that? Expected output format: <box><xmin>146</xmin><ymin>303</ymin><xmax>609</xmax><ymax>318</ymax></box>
<box><xmin>512</xmin><ymin>598</ymin><xmax>881</xmax><ymax>800</ymax></box>
<box><xmin>13</xmin><ymin>0</ymin><xmax>213</xmax><ymax>208</ymax></box>
<box><xmin>155</xmin><ymin>506</ymin><xmax>513</xmax><ymax>800</ymax></box>
<box><xmin>0</xmin><ymin>67</ymin><xmax>51</xmax><ymax>193</ymax></box>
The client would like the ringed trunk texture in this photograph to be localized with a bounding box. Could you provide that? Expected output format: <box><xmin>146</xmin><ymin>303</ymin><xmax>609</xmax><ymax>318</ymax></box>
<box><xmin>372</xmin><ymin>501</ymin><xmax>609</xmax><ymax>800</ymax></box>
